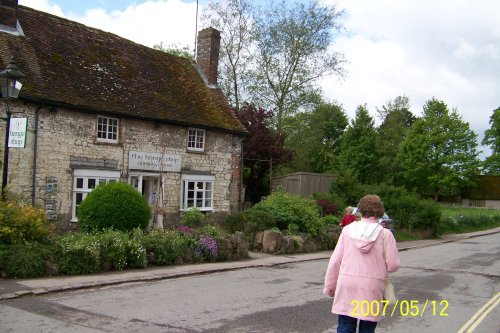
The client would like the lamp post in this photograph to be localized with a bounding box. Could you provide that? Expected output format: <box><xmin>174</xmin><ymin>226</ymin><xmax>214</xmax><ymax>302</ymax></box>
<box><xmin>0</xmin><ymin>59</ymin><xmax>25</xmax><ymax>200</ymax></box>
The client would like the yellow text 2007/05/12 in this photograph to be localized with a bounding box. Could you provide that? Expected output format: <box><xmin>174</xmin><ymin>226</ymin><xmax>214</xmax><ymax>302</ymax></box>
<box><xmin>351</xmin><ymin>299</ymin><xmax>449</xmax><ymax>318</ymax></box>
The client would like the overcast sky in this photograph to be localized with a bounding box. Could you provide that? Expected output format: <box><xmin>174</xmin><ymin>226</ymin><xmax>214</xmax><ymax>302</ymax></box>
<box><xmin>18</xmin><ymin>0</ymin><xmax>499</xmax><ymax>158</ymax></box>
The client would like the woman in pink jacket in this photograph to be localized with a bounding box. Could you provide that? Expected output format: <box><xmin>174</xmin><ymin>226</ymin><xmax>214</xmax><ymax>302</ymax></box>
<box><xmin>324</xmin><ymin>194</ymin><xmax>400</xmax><ymax>333</ymax></box>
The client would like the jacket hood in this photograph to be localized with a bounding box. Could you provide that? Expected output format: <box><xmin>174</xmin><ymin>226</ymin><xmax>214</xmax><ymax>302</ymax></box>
<box><xmin>347</xmin><ymin>220</ymin><xmax>383</xmax><ymax>253</ymax></box>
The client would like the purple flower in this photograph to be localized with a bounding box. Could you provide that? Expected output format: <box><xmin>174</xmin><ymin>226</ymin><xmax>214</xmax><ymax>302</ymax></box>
<box><xmin>177</xmin><ymin>225</ymin><xmax>194</xmax><ymax>233</ymax></box>
<box><xmin>196</xmin><ymin>235</ymin><xmax>218</xmax><ymax>258</ymax></box>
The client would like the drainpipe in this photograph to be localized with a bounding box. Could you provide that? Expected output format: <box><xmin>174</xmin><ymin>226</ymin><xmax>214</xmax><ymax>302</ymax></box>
<box><xmin>239</xmin><ymin>137</ymin><xmax>243</xmax><ymax>211</ymax></box>
<box><xmin>31</xmin><ymin>105</ymin><xmax>42</xmax><ymax>206</ymax></box>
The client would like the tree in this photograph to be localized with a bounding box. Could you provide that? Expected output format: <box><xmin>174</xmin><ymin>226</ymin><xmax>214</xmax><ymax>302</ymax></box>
<box><xmin>482</xmin><ymin>107</ymin><xmax>500</xmax><ymax>175</ymax></box>
<box><xmin>376</xmin><ymin>96</ymin><xmax>416</xmax><ymax>184</ymax></box>
<box><xmin>237</xmin><ymin>104</ymin><xmax>293</xmax><ymax>203</ymax></box>
<box><xmin>397</xmin><ymin>98</ymin><xmax>481</xmax><ymax>201</ymax></box>
<box><xmin>285</xmin><ymin>102</ymin><xmax>348</xmax><ymax>173</ymax></box>
<box><xmin>249</xmin><ymin>0</ymin><xmax>345</xmax><ymax>132</ymax></box>
<box><xmin>153</xmin><ymin>42</ymin><xmax>194</xmax><ymax>60</ymax></box>
<box><xmin>338</xmin><ymin>105</ymin><xmax>380</xmax><ymax>184</ymax></box>
<box><xmin>201</xmin><ymin>0</ymin><xmax>254</xmax><ymax>109</ymax></box>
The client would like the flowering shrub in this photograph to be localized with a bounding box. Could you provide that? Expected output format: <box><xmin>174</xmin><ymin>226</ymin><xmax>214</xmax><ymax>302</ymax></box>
<box><xmin>126</xmin><ymin>238</ymin><xmax>147</xmax><ymax>269</ymax></box>
<box><xmin>0</xmin><ymin>200</ymin><xmax>54</xmax><ymax>244</ymax></box>
<box><xmin>139</xmin><ymin>229</ymin><xmax>189</xmax><ymax>265</ymax></box>
<box><xmin>177</xmin><ymin>225</ymin><xmax>194</xmax><ymax>233</ymax></box>
<box><xmin>97</xmin><ymin>229</ymin><xmax>128</xmax><ymax>271</ymax></box>
<box><xmin>0</xmin><ymin>223</ymin><xmax>248</xmax><ymax>277</ymax></box>
<box><xmin>195</xmin><ymin>235</ymin><xmax>218</xmax><ymax>261</ymax></box>
<box><xmin>201</xmin><ymin>224</ymin><xmax>220</xmax><ymax>238</ymax></box>
<box><xmin>56</xmin><ymin>233</ymin><xmax>101</xmax><ymax>275</ymax></box>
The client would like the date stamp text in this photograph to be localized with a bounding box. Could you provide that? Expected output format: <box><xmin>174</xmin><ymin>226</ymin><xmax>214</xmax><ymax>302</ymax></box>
<box><xmin>351</xmin><ymin>299</ymin><xmax>449</xmax><ymax>317</ymax></box>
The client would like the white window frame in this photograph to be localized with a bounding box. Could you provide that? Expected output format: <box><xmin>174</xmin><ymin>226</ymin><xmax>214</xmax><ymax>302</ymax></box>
<box><xmin>97</xmin><ymin>115</ymin><xmax>119</xmax><ymax>143</ymax></box>
<box><xmin>71</xmin><ymin>169</ymin><xmax>120</xmax><ymax>222</ymax></box>
<box><xmin>187</xmin><ymin>128</ymin><xmax>205</xmax><ymax>152</ymax></box>
<box><xmin>181</xmin><ymin>174</ymin><xmax>214</xmax><ymax>211</ymax></box>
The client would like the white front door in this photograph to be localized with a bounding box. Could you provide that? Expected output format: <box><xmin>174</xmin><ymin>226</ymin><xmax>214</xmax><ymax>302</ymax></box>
<box><xmin>129</xmin><ymin>173</ymin><xmax>162</xmax><ymax>228</ymax></box>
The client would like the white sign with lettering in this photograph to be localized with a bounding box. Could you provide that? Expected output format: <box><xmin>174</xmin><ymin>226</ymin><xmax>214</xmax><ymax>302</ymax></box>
<box><xmin>128</xmin><ymin>151</ymin><xmax>181</xmax><ymax>172</ymax></box>
<box><xmin>8</xmin><ymin>117</ymin><xmax>27</xmax><ymax>148</ymax></box>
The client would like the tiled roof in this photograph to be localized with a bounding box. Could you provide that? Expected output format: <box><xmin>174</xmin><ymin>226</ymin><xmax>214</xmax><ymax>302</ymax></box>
<box><xmin>0</xmin><ymin>5</ymin><xmax>247</xmax><ymax>134</ymax></box>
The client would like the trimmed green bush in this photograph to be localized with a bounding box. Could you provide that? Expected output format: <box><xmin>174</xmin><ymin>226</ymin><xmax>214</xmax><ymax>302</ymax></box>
<box><xmin>56</xmin><ymin>233</ymin><xmax>101</xmax><ymax>275</ymax></box>
<box><xmin>1</xmin><ymin>242</ymin><xmax>53</xmax><ymax>278</ymax></box>
<box><xmin>368</xmin><ymin>184</ymin><xmax>441</xmax><ymax>235</ymax></box>
<box><xmin>222</xmin><ymin>208</ymin><xmax>277</xmax><ymax>235</ymax></box>
<box><xmin>0</xmin><ymin>200</ymin><xmax>54</xmax><ymax>244</ymax></box>
<box><xmin>77</xmin><ymin>182</ymin><xmax>151</xmax><ymax>232</ymax></box>
<box><xmin>139</xmin><ymin>229</ymin><xmax>189</xmax><ymax>265</ymax></box>
<box><xmin>322</xmin><ymin>215</ymin><xmax>340</xmax><ymax>225</ymax></box>
<box><xmin>253</xmin><ymin>191</ymin><xmax>324</xmax><ymax>235</ymax></box>
<box><xmin>181</xmin><ymin>207</ymin><xmax>206</xmax><ymax>228</ymax></box>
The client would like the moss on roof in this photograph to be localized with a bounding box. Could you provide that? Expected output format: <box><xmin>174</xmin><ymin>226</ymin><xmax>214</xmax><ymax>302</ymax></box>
<box><xmin>0</xmin><ymin>5</ymin><xmax>247</xmax><ymax>134</ymax></box>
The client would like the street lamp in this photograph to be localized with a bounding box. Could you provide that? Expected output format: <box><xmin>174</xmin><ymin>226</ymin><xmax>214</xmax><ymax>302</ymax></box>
<box><xmin>0</xmin><ymin>58</ymin><xmax>25</xmax><ymax>199</ymax></box>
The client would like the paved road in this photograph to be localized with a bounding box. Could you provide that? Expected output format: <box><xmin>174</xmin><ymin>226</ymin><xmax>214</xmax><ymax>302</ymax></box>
<box><xmin>0</xmin><ymin>233</ymin><xmax>498</xmax><ymax>333</ymax></box>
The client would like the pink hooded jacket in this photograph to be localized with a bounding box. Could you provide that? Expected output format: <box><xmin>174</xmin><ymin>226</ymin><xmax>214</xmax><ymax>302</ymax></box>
<box><xmin>323</xmin><ymin>218</ymin><xmax>400</xmax><ymax>322</ymax></box>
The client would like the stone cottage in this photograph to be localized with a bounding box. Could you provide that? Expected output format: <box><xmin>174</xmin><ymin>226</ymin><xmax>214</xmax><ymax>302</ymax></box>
<box><xmin>0</xmin><ymin>0</ymin><xmax>248</xmax><ymax>230</ymax></box>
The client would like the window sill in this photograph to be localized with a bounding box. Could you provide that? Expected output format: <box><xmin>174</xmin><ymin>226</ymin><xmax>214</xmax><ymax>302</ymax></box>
<box><xmin>186</xmin><ymin>149</ymin><xmax>206</xmax><ymax>154</ymax></box>
<box><xmin>180</xmin><ymin>208</ymin><xmax>213</xmax><ymax>212</ymax></box>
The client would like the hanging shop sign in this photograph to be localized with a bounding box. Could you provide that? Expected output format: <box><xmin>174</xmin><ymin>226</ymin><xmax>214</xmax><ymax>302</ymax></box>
<box><xmin>8</xmin><ymin>117</ymin><xmax>27</xmax><ymax>148</ymax></box>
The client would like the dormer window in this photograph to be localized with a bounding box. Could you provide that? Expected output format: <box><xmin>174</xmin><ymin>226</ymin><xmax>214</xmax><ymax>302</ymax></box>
<box><xmin>187</xmin><ymin>128</ymin><xmax>205</xmax><ymax>152</ymax></box>
<box><xmin>97</xmin><ymin>115</ymin><xmax>119</xmax><ymax>143</ymax></box>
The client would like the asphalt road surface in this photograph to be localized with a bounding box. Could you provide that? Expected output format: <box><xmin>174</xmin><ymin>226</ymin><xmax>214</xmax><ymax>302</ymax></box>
<box><xmin>0</xmin><ymin>233</ymin><xmax>499</xmax><ymax>333</ymax></box>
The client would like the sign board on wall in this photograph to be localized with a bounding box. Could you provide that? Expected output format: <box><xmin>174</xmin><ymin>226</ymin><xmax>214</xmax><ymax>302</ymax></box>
<box><xmin>129</xmin><ymin>151</ymin><xmax>181</xmax><ymax>172</ymax></box>
<box><xmin>8</xmin><ymin>117</ymin><xmax>27</xmax><ymax>148</ymax></box>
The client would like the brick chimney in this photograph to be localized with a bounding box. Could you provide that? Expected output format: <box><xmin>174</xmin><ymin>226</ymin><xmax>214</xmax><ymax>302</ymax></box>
<box><xmin>196</xmin><ymin>27</ymin><xmax>221</xmax><ymax>86</ymax></box>
<box><xmin>0</xmin><ymin>0</ymin><xmax>18</xmax><ymax>30</ymax></box>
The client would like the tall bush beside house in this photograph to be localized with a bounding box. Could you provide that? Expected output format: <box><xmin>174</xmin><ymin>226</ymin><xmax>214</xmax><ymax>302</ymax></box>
<box><xmin>0</xmin><ymin>200</ymin><xmax>54</xmax><ymax>244</ymax></box>
<box><xmin>77</xmin><ymin>182</ymin><xmax>151</xmax><ymax>232</ymax></box>
<box><xmin>0</xmin><ymin>200</ymin><xmax>55</xmax><ymax>278</ymax></box>
<box><xmin>253</xmin><ymin>191</ymin><xmax>324</xmax><ymax>236</ymax></box>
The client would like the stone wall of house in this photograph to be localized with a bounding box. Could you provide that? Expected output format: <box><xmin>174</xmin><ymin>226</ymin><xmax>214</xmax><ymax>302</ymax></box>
<box><xmin>1</xmin><ymin>101</ymin><xmax>243</xmax><ymax>231</ymax></box>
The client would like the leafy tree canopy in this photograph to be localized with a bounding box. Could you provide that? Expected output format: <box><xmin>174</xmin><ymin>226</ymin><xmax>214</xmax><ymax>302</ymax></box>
<box><xmin>338</xmin><ymin>105</ymin><xmax>380</xmax><ymax>184</ymax></box>
<box><xmin>204</xmin><ymin>0</ymin><xmax>345</xmax><ymax>130</ymax></box>
<box><xmin>237</xmin><ymin>103</ymin><xmax>293</xmax><ymax>202</ymax></box>
<box><xmin>376</xmin><ymin>96</ymin><xmax>416</xmax><ymax>184</ymax></box>
<box><xmin>153</xmin><ymin>42</ymin><xmax>194</xmax><ymax>60</ymax></box>
<box><xmin>250</xmin><ymin>0</ymin><xmax>345</xmax><ymax>131</ymax></box>
<box><xmin>482</xmin><ymin>107</ymin><xmax>500</xmax><ymax>175</ymax></box>
<box><xmin>284</xmin><ymin>102</ymin><xmax>348</xmax><ymax>173</ymax></box>
<box><xmin>201</xmin><ymin>0</ymin><xmax>254</xmax><ymax>110</ymax></box>
<box><xmin>397</xmin><ymin>98</ymin><xmax>481</xmax><ymax>200</ymax></box>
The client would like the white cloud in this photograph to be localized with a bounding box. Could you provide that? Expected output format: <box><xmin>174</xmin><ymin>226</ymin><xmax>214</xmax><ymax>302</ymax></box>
<box><xmin>66</xmin><ymin>0</ymin><xmax>199</xmax><ymax>50</ymax></box>
<box><xmin>19</xmin><ymin>0</ymin><xmax>500</xmax><ymax>158</ymax></box>
<box><xmin>18</xmin><ymin>0</ymin><xmax>65</xmax><ymax>17</ymax></box>
<box><xmin>322</xmin><ymin>0</ymin><xmax>500</xmax><ymax>158</ymax></box>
